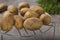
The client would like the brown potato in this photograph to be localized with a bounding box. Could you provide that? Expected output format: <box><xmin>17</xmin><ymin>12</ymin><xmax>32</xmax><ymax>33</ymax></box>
<box><xmin>7</xmin><ymin>5</ymin><xmax>18</xmax><ymax>15</ymax></box>
<box><xmin>40</xmin><ymin>12</ymin><xmax>51</xmax><ymax>25</ymax></box>
<box><xmin>0</xmin><ymin>3</ymin><xmax>7</xmax><ymax>13</ymax></box>
<box><xmin>23</xmin><ymin>17</ymin><xmax>43</xmax><ymax>31</ymax></box>
<box><xmin>2</xmin><ymin>11</ymin><xmax>14</xmax><ymax>17</ymax></box>
<box><xmin>18</xmin><ymin>2</ymin><xmax>30</xmax><ymax>10</ymax></box>
<box><xmin>24</xmin><ymin>9</ymin><xmax>39</xmax><ymax>19</ymax></box>
<box><xmin>30</xmin><ymin>5</ymin><xmax>44</xmax><ymax>16</ymax></box>
<box><xmin>20</xmin><ymin>8</ymin><xmax>29</xmax><ymax>16</ymax></box>
<box><xmin>14</xmin><ymin>15</ymin><xmax>23</xmax><ymax>29</ymax></box>
<box><xmin>1</xmin><ymin>13</ymin><xmax>14</xmax><ymax>32</ymax></box>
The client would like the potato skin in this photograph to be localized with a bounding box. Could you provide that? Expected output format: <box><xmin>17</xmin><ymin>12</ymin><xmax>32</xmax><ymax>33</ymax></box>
<box><xmin>30</xmin><ymin>5</ymin><xmax>44</xmax><ymax>16</ymax></box>
<box><xmin>20</xmin><ymin>8</ymin><xmax>29</xmax><ymax>16</ymax></box>
<box><xmin>24</xmin><ymin>9</ymin><xmax>39</xmax><ymax>19</ymax></box>
<box><xmin>0</xmin><ymin>3</ymin><xmax>7</xmax><ymax>13</ymax></box>
<box><xmin>7</xmin><ymin>5</ymin><xmax>18</xmax><ymax>15</ymax></box>
<box><xmin>1</xmin><ymin>13</ymin><xmax>14</xmax><ymax>32</ymax></box>
<box><xmin>18</xmin><ymin>2</ymin><xmax>30</xmax><ymax>10</ymax></box>
<box><xmin>40</xmin><ymin>13</ymin><xmax>51</xmax><ymax>25</ymax></box>
<box><xmin>14</xmin><ymin>15</ymin><xmax>23</xmax><ymax>29</ymax></box>
<box><xmin>23</xmin><ymin>17</ymin><xmax>43</xmax><ymax>31</ymax></box>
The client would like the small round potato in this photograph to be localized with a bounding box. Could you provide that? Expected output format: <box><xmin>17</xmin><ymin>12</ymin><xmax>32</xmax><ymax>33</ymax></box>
<box><xmin>2</xmin><ymin>11</ymin><xmax>14</xmax><ymax>17</ymax></box>
<box><xmin>24</xmin><ymin>9</ymin><xmax>39</xmax><ymax>19</ymax></box>
<box><xmin>0</xmin><ymin>3</ymin><xmax>7</xmax><ymax>13</ymax></box>
<box><xmin>18</xmin><ymin>2</ymin><xmax>30</xmax><ymax>10</ymax></box>
<box><xmin>30</xmin><ymin>5</ymin><xmax>44</xmax><ymax>16</ymax></box>
<box><xmin>1</xmin><ymin>14</ymin><xmax>14</xmax><ymax>32</ymax></box>
<box><xmin>20</xmin><ymin>8</ymin><xmax>29</xmax><ymax>16</ymax></box>
<box><xmin>7</xmin><ymin>5</ymin><xmax>18</xmax><ymax>15</ymax></box>
<box><xmin>40</xmin><ymin>12</ymin><xmax>51</xmax><ymax>25</ymax></box>
<box><xmin>14</xmin><ymin>15</ymin><xmax>23</xmax><ymax>29</ymax></box>
<box><xmin>23</xmin><ymin>17</ymin><xmax>43</xmax><ymax>31</ymax></box>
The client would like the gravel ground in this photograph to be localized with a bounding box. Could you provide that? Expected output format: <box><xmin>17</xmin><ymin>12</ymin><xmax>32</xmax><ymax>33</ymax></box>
<box><xmin>0</xmin><ymin>0</ymin><xmax>60</xmax><ymax>40</ymax></box>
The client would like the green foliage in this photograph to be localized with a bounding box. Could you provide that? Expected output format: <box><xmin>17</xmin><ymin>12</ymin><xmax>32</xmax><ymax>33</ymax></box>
<box><xmin>37</xmin><ymin>0</ymin><xmax>60</xmax><ymax>14</ymax></box>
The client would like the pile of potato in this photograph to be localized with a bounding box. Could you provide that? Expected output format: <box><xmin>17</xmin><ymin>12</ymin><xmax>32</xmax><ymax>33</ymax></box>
<box><xmin>0</xmin><ymin>2</ymin><xmax>51</xmax><ymax>32</ymax></box>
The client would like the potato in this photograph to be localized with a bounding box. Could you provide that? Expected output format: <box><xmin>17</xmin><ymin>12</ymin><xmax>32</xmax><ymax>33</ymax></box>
<box><xmin>14</xmin><ymin>15</ymin><xmax>23</xmax><ymax>29</ymax></box>
<box><xmin>2</xmin><ymin>11</ymin><xmax>14</xmax><ymax>17</ymax></box>
<box><xmin>20</xmin><ymin>8</ymin><xmax>29</xmax><ymax>16</ymax></box>
<box><xmin>18</xmin><ymin>2</ymin><xmax>30</xmax><ymax>10</ymax></box>
<box><xmin>1</xmin><ymin>13</ymin><xmax>14</xmax><ymax>32</ymax></box>
<box><xmin>40</xmin><ymin>12</ymin><xmax>51</xmax><ymax>25</ymax></box>
<box><xmin>7</xmin><ymin>5</ymin><xmax>18</xmax><ymax>15</ymax></box>
<box><xmin>30</xmin><ymin>5</ymin><xmax>44</xmax><ymax>16</ymax></box>
<box><xmin>24</xmin><ymin>9</ymin><xmax>39</xmax><ymax>19</ymax></box>
<box><xmin>0</xmin><ymin>3</ymin><xmax>7</xmax><ymax>13</ymax></box>
<box><xmin>23</xmin><ymin>17</ymin><xmax>43</xmax><ymax>31</ymax></box>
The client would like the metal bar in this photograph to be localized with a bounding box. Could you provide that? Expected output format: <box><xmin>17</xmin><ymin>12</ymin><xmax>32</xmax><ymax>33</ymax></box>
<box><xmin>43</xmin><ymin>26</ymin><xmax>53</xmax><ymax>33</ymax></box>
<box><xmin>1</xmin><ymin>35</ymin><xmax>3</xmax><ymax>40</ymax></box>
<box><xmin>53</xmin><ymin>14</ymin><xmax>56</xmax><ymax>40</ymax></box>
<box><xmin>33</xmin><ymin>31</ymin><xmax>38</xmax><ymax>40</ymax></box>
<box><xmin>14</xmin><ymin>26</ymin><xmax>22</xmax><ymax>36</ymax></box>
<box><xmin>39</xmin><ymin>30</ymin><xmax>44</xmax><ymax>40</ymax></box>
<box><xmin>33</xmin><ymin>31</ymin><xmax>36</xmax><ymax>35</ymax></box>
<box><xmin>24</xmin><ymin>28</ymin><xmax>28</xmax><ymax>34</ymax></box>
<box><xmin>0</xmin><ymin>31</ymin><xmax>13</xmax><ymax>36</ymax></box>
<box><xmin>39</xmin><ymin>29</ymin><xmax>43</xmax><ymax>33</ymax></box>
<box><xmin>53</xmin><ymin>24</ymin><xmax>55</xmax><ymax>40</ymax></box>
<box><xmin>15</xmin><ymin>28</ymin><xmax>22</xmax><ymax>36</ymax></box>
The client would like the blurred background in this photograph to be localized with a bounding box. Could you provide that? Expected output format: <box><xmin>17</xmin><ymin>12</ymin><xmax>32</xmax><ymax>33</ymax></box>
<box><xmin>37</xmin><ymin>0</ymin><xmax>60</xmax><ymax>14</ymax></box>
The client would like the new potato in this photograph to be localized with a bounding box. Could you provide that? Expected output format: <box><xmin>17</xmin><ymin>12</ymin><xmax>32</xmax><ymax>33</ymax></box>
<box><xmin>0</xmin><ymin>3</ymin><xmax>7</xmax><ymax>13</ymax></box>
<box><xmin>1</xmin><ymin>13</ymin><xmax>14</xmax><ymax>32</ymax></box>
<box><xmin>14</xmin><ymin>15</ymin><xmax>23</xmax><ymax>29</ymax></box>
<box><xmin>40</xmin><ymin>12</ymin><xmax>51</xmax><ymax>25</ymax></box>
<box><xmin>23</xmin><ymin>17</ymin><xmax>43</xmax><ymax>31</ymax></box>
<box><xmin>7</xmin><ymin>5</ymin><xmax>18</xmax><ymax>15</ymax></box>
<box><xmin>2</xmin><ymin>11</ymin><xmax>14</xmax><ymax>17</ymax></box>
<box><xmin>20</xmin><ymin>8</ymin><xmax>29</xmax><ymax>16</ymax></box>
<box><xmin>24</xmin><ymin>9</ymin><xmax>39</xmax><ymax>19</ymax></box>
<box><xmin>30</xmin><ymin>5</ymin><xmax>44</xmax><ymax>16</ymax></box>
<box><xmin>18</xmin><ymin>2</ymin><xmax>30</xmax><ymax>10</ymax></box>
